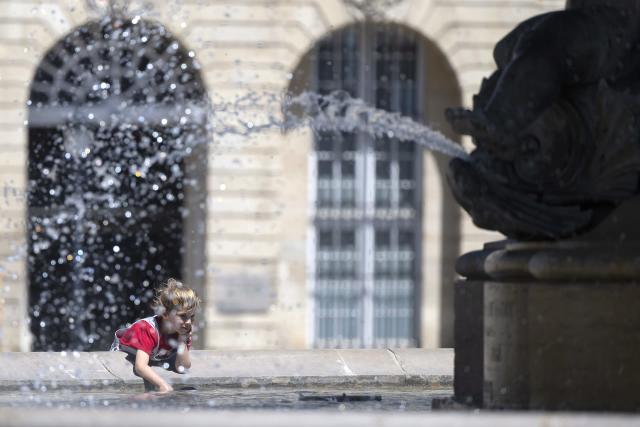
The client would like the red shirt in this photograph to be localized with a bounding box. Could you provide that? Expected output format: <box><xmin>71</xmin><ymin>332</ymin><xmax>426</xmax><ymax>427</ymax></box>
<box><xmin>114</xmin><ymin>316</ymin><xmax>191</xmax><ymax>360</ymax></box>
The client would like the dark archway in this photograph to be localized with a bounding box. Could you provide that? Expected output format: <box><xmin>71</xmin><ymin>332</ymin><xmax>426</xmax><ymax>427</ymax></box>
<box><xmin>27</xmin><ymin>16</ymin><xmax>209</xmax><ymax>350</ymax></box>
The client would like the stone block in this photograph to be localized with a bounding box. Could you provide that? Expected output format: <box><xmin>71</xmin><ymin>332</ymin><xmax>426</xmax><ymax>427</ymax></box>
<box><xmin>457</xmin><ymin>279</ymin><xmax>640</xmax><ymax>411</ymax></box>
<box><xmin>453</xmin><ymin>279</ymin><xmax>484</xmax><ymax>406</ymax></box>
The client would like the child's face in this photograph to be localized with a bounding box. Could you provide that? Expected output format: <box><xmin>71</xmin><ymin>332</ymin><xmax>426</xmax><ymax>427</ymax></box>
<box><xmin>162</xmin><ymin>308</ymin><xmax>195</xmax><ymax>334</ymax></box>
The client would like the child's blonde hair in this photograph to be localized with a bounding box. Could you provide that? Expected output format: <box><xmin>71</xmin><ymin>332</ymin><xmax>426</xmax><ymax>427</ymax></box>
<box><xmin>151</xmin><ymin>278</ymin><xmax>201</xmax><ymax>316</ymax></box>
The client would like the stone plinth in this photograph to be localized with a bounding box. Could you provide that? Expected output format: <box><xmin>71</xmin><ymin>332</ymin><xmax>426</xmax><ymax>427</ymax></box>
<box><xmin>454</xmin><ymin>228</ymin><xmax>640</xmax><ymax>410</ymax></box>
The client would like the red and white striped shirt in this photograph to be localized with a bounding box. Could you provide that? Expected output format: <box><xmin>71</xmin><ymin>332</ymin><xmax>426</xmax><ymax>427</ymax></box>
<box><xmin>110</xmin><ymin>315</ymin><xmax>191</xmax><ymax>361</ymax></box>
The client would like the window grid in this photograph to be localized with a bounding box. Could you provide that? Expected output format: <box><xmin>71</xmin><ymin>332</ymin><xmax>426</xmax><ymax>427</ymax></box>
<box><xmin>313</xmin><ymin>24</ymin><xmax>422</xmax><ymax>348</ymax></box>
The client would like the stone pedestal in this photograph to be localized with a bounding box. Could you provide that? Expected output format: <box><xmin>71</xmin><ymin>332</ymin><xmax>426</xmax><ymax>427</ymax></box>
<box><xmin>454</xmin><ymin>203</ymin><xmax>640</xmax><ymax>411</ymax></box>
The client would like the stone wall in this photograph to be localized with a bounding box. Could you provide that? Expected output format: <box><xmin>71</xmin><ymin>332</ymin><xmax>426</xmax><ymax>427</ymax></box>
<box><xmin>0</xmin><ymin>0</ymin><xmax>564</xmax><ymax>351</ymax></box>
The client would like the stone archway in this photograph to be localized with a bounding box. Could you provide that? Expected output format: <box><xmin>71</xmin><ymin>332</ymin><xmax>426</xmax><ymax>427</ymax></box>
<box><xmin>288</xmin><ymin>21</ymin><xmax>462</xmax><ymax>348</ymax></box>
<box><xmin>27</xmin><ymin>15</ymin><xmax>209</xmax><ymax>350</ymax></box>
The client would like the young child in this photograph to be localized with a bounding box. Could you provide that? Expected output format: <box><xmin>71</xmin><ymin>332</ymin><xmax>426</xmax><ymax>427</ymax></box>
<box><xmin>110</xmin><ymin>278</ymin><xmax>200</xmax><ymax>392</ymax></box>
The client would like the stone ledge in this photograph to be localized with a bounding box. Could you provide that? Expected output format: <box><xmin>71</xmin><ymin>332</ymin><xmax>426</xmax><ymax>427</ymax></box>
<box><xmin>1</xmin><ymin>408</ymin><xmax>640</xmax><ymax>427</ymax></box>
<box><xmin>0</xmin><ymin>349</ymin><xmax>453</xmax><ymax>392</ymax></box>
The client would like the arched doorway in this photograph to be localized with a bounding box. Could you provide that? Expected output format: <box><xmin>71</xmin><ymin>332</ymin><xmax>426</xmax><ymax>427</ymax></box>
<box><xmin>27</xmin><ymin>15</ymin><xmax>209</xmax><ymax>350</ymax></box>
<box><xmin>289</xmin><ymin>22</ymin><xmax>462</xmax><ymax>348</ymax></box>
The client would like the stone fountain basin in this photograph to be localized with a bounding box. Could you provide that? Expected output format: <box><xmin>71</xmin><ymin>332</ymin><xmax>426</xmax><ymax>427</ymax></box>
<box><xmin>0</xmin><ymin>349</ymin><xmax>453</xmax><ymax>392</ymax></box>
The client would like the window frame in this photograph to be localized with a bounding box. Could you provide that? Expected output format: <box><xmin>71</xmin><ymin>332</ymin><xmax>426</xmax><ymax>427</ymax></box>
<box><xmin>308</xmin><ymin>24</ymin><xmax>425</xmax><ymax>348</ymax></box>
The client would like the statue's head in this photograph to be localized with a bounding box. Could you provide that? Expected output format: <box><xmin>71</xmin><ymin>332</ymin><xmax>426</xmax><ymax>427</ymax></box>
<box><xmin>566</xmin><ymin>0</ymin><xmax>640</xmax><ymax>10</ymax></box>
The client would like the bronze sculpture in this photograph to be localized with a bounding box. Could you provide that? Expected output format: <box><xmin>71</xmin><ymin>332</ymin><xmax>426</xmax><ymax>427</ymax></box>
<box><xmin>446</xmin><ymin>0</ymin><xmax>640</xmax><ymax>239</ymax></box>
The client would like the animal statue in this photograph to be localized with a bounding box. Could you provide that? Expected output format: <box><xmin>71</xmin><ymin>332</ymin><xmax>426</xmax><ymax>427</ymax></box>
<box><xmin>446</xmin><ymin>0</ymin><xmax>640</xmax><ymax>239</ymax></box>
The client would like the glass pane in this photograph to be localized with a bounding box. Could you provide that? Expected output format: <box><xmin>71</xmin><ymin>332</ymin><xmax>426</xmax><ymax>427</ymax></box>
<box><xmin>340</xmin><ymin>180</ymin><xmax>355</xmax><ymax>208</ymax></box>
<box><xmin>342</xmin><ymin>133</ymin><xmax>356</xmax><ymax>152</ymax></box>
<box><xmin>317</xmin><ymin>180</ymin><xmax>332</xmax><ymax>207</ymax></box>
<box><xmin>341</xmin><ymin>160</ymin><xmax>355</xmax><ymax>178</ymax></box>
<box><xmin>399</xmin><ymin>188</ymin><xmax>414</xmax><ymax>208</ymax></box>
<box><xmin>318</xmin><ymin>160</ymin><xmax>332</xmax><ymax>178</ymax></box>
<box><xmin>375</xmin><ymin>229</ymin><xmax>391</xmax><ymax>248</ymax></box>
<box><xmin>399</xmin><ymin>230</ymin><xmax>414</xmax><ymax>249</ymax></box>
<box><xmin>399</xmin><ymin>140</ymin><xmax>415</xmax><ymax>154</ymax></box>
<box><xmin>319</xmin><ymin>229</ymin><xmax>333</xmax><ymax>248</ymax></box>
<box><xmin>376</xmin><ymin>160</ymin><xmax>390</xmax><ymax>179</ymax></box>
<box><xmin>340</xmin><ymin>229</ymin><xmax>355</xmax><ymax>248</ymax></box>
<box><xmin>375</xmin><ymin>138</ymin><xmax>391</xmax><ymax>155</ymax></box>
<box><xmin>316</xmin><ymin>132</ymin><xmax>335</xmax><ymax>152</ymax></box>
<box><xmin>399</xmin><ymin>160</ymin><xmax>414</xmax><ymax>180</ymax></box>
<box><xmin>376</xmin><ymin>182</ymin><xmax>391</xmax><ymax>208</ymax></box>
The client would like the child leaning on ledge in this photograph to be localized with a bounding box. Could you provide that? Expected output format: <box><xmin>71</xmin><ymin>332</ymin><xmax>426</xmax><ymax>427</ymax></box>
<box><xmin>110</xmin><ymin>278</ymin><xmax>201</xmax><ymax>392</ymax></box>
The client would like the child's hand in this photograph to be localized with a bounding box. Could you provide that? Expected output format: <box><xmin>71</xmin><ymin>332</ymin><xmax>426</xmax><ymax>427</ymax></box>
<box><xmin>157</xmin><ymin>384</ymin><xmax>174</xmax><ymax>393</ymax></box>
<box><xmin>178</xmin><ymin>324</ymin><xmax>192</xmax><ymax>341</ymax></box>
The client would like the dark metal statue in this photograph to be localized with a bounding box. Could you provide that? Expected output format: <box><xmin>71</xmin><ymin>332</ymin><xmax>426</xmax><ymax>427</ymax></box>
<box><xmin>446</xmin><ymin>0</ymin><xmax>640</xmax><ymax>240</ymax></box>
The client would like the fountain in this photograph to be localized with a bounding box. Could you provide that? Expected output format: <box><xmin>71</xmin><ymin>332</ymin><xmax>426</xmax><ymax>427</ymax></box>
<box><xmin>2</xmin><ymin>0</ymin><xmax>638</xmax><ymax>422</ymax></box>
<box><xmin>445</xmin><ymin>0</ymin><xmax>640</xmax><ymax>411</ymax></box>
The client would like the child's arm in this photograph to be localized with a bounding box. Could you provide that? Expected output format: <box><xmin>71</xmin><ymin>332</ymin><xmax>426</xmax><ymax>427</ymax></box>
<box><xmin>134</xmin><ymin>350</ymin><xmax>173</xmax><ymax>392</ymax></box>
<box><xmin>175</xmin><ymin>331</ymin><xmax>192</xmax><ymax>372</ymax></box>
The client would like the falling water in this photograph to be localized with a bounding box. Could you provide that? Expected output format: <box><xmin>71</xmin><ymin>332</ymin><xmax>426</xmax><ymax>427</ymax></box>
<box><xmin>209</xmin><ymin>90</ymin><xmax>469</xmax><ymax>160</ymax></box>
<box><xmin>26</xmin><ymin>90</ymin><xmax>468</xmax><ymax>161</ymax></box>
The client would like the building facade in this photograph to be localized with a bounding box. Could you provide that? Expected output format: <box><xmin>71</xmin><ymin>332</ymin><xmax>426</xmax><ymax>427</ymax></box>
<box><xmin>0</xmin><ymin>0</ymin><xmax>564</xmax><ymax>351</ymax></box>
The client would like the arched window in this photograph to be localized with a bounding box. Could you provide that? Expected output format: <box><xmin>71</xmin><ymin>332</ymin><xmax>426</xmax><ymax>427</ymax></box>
<box><xmin>27</xmin><ymin>16</ymin><xmax>209</xmax><ymax>350</ymax></box>
<box><xmin>310</xmin><ymin>24</ymin><xmax>423</xmax><ymax>348</ymax></box>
